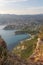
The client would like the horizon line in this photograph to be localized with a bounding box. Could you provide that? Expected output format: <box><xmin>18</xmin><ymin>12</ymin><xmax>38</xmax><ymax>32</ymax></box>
<box><xmin>0</xmin><ymin>13</ymin><xmax>43</xmax><ymax>15</ymax></box>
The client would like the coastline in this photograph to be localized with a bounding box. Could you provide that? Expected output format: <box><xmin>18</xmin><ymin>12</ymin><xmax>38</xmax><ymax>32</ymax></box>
<box><xmin>20</xmin><ymin>34</ymin><xmax>35</xmax><ymax>44</ymax></box>
<box><xmin>12</xmin><ymin>34</ymin><xmax>36</xmax><ymax>59</ymax></box>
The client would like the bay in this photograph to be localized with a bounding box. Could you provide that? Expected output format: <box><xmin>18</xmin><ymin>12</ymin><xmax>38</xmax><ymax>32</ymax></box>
<box><xmin>0</xmin><ymin>26</ymin><xmax>30</xmax><ymax>50</ymax></box>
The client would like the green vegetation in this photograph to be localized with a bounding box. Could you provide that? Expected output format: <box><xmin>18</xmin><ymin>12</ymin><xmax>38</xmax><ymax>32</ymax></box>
<box><xmin>15</xmin><ymin>30</ymin><xmax>39</xmax><ymax>35</ymax></box>
<box><xmin>15</xmin><ymin>25</ymin><xmax>39</xmax><ymax>35</ymax></box>
<box><xmin>12</xmin><ymin>35</ymin><xmax>38</xmax><ymax>59</ymax></box>
<box><xmin>38</xmin><ymin>26</ymin><xmax>43</xmax><ymax>39</ymax></box>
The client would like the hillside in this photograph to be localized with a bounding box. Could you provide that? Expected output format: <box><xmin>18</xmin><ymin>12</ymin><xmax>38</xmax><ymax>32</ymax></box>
<box><xmin>0</xmin><ymin>31</ymin><xmax>43</xmax><ymax>65</ymax></box>
<box><xmin>0</xmin><ymin>14</ymin><xmax>43</xmax><ymax>25</ymax></box>
<box><xmin>12</xmin><ymin>35</ymin><xmax>37</xmax><ymax>59</ymax></box>
<box><xmin>1</xmin><ymin>14</ymin><xmax>43</xmax><ymax>30</ymax></box>
<box><xmin>0</xmin><ymin>36</ymin><xmax>28</xmax><ymax>65</ymax></box>
<box><xmin>0</xmin><ymin>36</ymin><xmax>7</xmax><ymax>65</ymax></box>
<box><xmin>0</xmin><ymin>25</ymin><xmax>43</xmax><ymax>65</ymax></box>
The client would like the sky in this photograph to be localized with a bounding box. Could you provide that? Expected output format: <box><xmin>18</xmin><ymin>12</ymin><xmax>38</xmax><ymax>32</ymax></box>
<box><xmin>0</xmin><ymin>0</ymin><xmax>43</xmax><ymax>14</ymax></box>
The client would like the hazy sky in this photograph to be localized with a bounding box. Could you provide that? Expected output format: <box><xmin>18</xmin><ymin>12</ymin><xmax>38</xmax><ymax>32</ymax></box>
<box><xmin>0</xmin><ymin>0</ymin><xmax>43</xmax><ymax>14</ymax></box>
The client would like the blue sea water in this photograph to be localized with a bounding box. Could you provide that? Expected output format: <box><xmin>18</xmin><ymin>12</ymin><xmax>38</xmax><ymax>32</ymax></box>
<box><xmin>0</xmin><ymin>29</ymin><xmax>30</xmax><ymax>50</ymax></box>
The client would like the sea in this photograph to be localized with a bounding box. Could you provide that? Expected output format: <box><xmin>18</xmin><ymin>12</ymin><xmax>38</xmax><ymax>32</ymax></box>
<box><xmin>0</xmin><ymin>25</ymin><xmax>30</xmax><ymax>50</ymax></box>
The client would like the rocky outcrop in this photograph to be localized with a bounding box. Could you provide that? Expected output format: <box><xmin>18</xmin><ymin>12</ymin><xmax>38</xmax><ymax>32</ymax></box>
<box><xmin>0</xmin><ymin>36</ymin><xmax>28</xmax><ymax>65</ymax></box>
<box><xmin>0</xmin><ymin>37</ymin><xmax>7</xmax><ymax>48</ymax></box>
<box><xmin>0</xmin><ymin>36</ymin><xmax>43</xmax><ymax>65</ymax></box>
<box><xmin>4</xmin><ymin>53</ymin><xmax>28</xmax><ymax>65</ymax></box>
<box><xmin>27</xmin><ymin>38</ymin><xmax>43</xmax><ymax>65</ymax></box>
<box><xmin>0</xmin><ymin>36</ymin><xmax>7</xmax><ymax>65</ymax></box>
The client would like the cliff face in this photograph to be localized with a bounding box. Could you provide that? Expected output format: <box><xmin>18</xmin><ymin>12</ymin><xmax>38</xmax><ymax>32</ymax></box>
<box><xmin>0</xmin><ymin>37</ymin><xmax>28</xmax><ymax>65</ymax></box>
<box><xmin>0</xmin><ymin>37</ymin><xmax>7</xmax><ymax>48</ymax></box>
<box><xmin>0</xmin><ymin>36</ymin><xmax>43</xmax><ymax>65</ymax></box>
<box><xmin>0</xmin><ymin>37</ymin><xmax>7</xmax><ymax>65</ymax></box>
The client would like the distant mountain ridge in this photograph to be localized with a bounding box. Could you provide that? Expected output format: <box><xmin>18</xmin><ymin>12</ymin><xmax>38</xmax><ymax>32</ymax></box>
<box><xmin>0</xmin><ymin>14</ymin><xmax>43</xmax><ymax>25</ymax></box>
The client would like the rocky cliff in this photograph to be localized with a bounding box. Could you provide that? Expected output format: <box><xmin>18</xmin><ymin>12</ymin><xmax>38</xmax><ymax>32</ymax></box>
<box><xmin>0</xmin><ymin>36</ymin><xmax>43</xmax><ymax>65</ymax></box>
